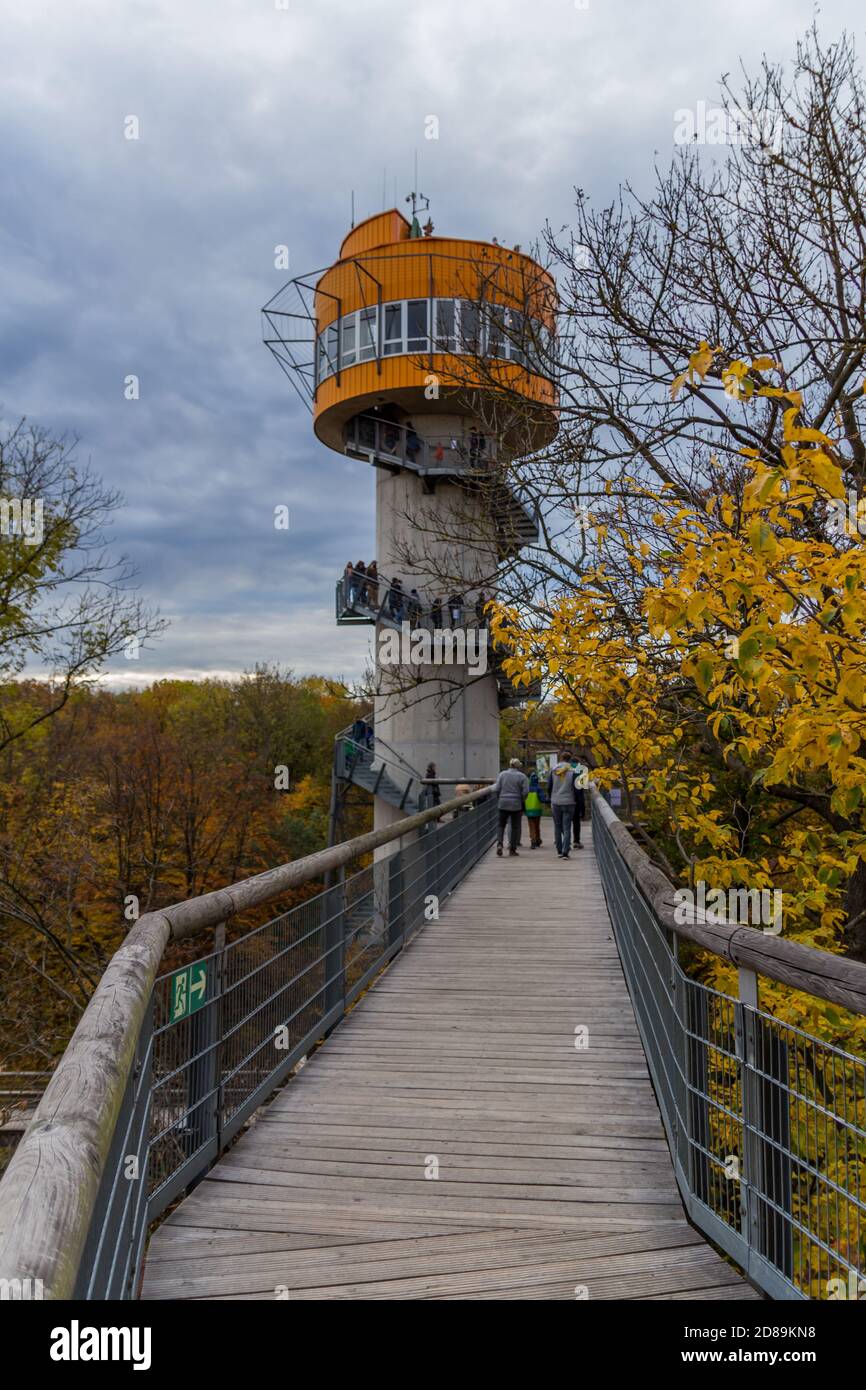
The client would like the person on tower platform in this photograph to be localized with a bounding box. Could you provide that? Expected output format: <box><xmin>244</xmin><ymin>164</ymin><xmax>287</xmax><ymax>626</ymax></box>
<box><xmin>388</xmin><ymin>577</ymin><xmax>405</xmax><ymax>621</ymax></box>
<box><xmin>344</xmin><ymin>560</ymin><xmax>356</xmax><ymax>609</ymax></box>
<box><xmin>405</xmin><ymin>421</ymin><xmax>421</xmax><ymax>466</ymax></box>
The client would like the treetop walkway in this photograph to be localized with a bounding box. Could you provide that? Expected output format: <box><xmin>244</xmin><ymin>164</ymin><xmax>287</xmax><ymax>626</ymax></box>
<box><xmin>140</xmin><ymin>819</ymin><xmax>755</xmax><ymax>1301</ymax></box>
<box><xmin>0</xmin><ymin>789</ymin><xmax>864</xmax><ymax>1300</ymax></box>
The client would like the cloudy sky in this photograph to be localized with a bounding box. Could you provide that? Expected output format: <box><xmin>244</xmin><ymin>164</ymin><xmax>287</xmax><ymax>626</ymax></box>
<box><xmin>1</xmin><ymin>0</ymin><xmax>862</xmax><ymax>687</ymax></box>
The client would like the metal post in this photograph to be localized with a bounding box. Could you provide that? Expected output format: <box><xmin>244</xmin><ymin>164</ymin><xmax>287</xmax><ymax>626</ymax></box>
<box><xmin>186</xmin><ymin>947</ymin><xmax>221</xmax><ymax>1172</ymax></box>
<box><xmin>671</xmin><ymin>966</ymin><xmax>690</xmax><ymax>1179</ymax></box>
<box><xmin>322</xmin><ymin>876</ymin><xmax>346</xmax><ymax>1022</ymax></box>
<box><xmin>213</xmin><ymin>924</ymin><xmax>226</xmax><ymax>1150</ymax></box>
<box><xmin>388</xmin><ymin>845</ymin><xmax>405</xmax><ymax>951</ymax></box>
<box><xmin>325</xmin><ymin>754</ymin><xmax>341</xmax><ymax>861</ymax></box>
<box><xmin>756</xmin><ymin>1019</ymin><xmax>793</xmax><ymax>1279</ymax></box>
<box><xmin>181</xmin><ymin>925</ymin><xmax>226</xmax><ymax>1176</ymax></box>
<box><xmin>686</xmin><ymin>983</ymin><xmax>712</xmax><ymax>1208</ymax></box>
<box><xmin>740</xmin><ymin>975</ymin><xmax>792</xmax><ymax>1279</ymax></box>
<box><xmin>376</xmin><ymin>282</ymin><xmax>383</xmax><ymax>375</ymax></box>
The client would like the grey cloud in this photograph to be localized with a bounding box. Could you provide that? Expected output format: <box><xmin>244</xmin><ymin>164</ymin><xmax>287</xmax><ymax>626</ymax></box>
<box><xmin>0</xmin><ymin>0</ymin><xmax>858</xmax><ymax>683</ymax></box>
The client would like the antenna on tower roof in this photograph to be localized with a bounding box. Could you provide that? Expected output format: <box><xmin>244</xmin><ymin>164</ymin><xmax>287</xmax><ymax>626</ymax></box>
<box><xmin>405</xmin><ymin>169</ymin><xmax>430</xmax><ymax>237</ymax></box>
<box><xmin>405</xmin><ymin>149</ymin><xmax>432</xmax><ymax>235</ymax></box>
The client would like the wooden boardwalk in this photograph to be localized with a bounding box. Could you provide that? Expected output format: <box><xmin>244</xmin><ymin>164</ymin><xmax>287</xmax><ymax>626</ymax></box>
<box><xmin>142</xmin><ymin>823</ymin><xmax>759</xmax><ymax>1300</ymax></box>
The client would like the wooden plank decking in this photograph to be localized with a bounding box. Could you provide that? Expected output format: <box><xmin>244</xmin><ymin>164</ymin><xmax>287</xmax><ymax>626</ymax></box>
<box><xmin>142</xmin><ymin>823</ymin><xmax>759</xmax><ymax>1300</ymax></box>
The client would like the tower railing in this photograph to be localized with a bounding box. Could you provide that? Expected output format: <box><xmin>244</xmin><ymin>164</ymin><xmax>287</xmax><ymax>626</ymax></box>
<box><xmin>591</xmin><ymin>789</ymin><xmax>866</xmax><ymax>1301</ymax></box>
<box><xmin>344</xmin><ymin>414</ymin><xmax>499</xmax><ymax>475</ymax></box>
<box><xmin>334</xmin><ymin>715</ymin><xmax>430</xmax><ymax>811</ymax></box>
<box><xmin>334</xmin><ymin>578</ymin><xmax>540</xmax><ymax>707</ymax></box>
<box><xmin>337</xmin><ymin>569</ymin><xmax>491</xmax><ymax>632</ymax></box>
<box><xmin>0</xmin><ymin>787</ymin><xmax>496</xmax><ymax>1301</ymax></box>
<box><xmin>342</xmin><ymin>414</ymin><xmax>540</xmax><ymax>548</ymax></box>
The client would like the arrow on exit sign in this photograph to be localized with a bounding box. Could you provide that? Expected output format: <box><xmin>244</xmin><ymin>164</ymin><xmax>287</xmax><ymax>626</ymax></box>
<box><xmin>169</xmin><ymin>962</ymin><xmax>209</xmax><ymax>1022</ymax></box>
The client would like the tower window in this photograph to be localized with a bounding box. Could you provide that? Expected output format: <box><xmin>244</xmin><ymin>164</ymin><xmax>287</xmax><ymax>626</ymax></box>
<box><xmin>340</xmin><ymin>313</ymin><xmax>357</xmax><ymax>367</ymax></box>
<box><xmin>383</xmin><ymin>302</ymin><xmax>403</xmax><ymax>354</ymax></box>
<box><xmin>326</xmin><ymin>323</ymin><xmax>339</xmax><ymax>375</ymax></box>
<box><xmin>358</xmin><ymin>308</ymin><xmax>378</xmax><ymax>361</ymax></box>
<box><xmin>508</xmin><ymin>309</ymin><xmax>526</xmax><ymax>366</ymax></box>
<box><xmin>406</xmin><ymin>300</ymin><xmax>428</xmax><ymax>352</ymax></box>
<box><xmin>486</xmin><ymin>304</ymin><xmax>507</xmax><ymax>358</ymax></box>
<box><xmin>358</xmin><ymin>307</ymin><xmax>377</xmax><ymax>361</ymax></box>
<box><xmin>459</xmin><ymin>301</ymin><xmax>480</xmax><ymax>353</ymax></box>
<box><xmin>434</xmin><ymin>300</ymin><xmax>455</xmax><ymax>352</ymax></box>
<box><xmin>315</xmin><ymin>297</ymin><xmax>552</xmax><ymax>381</ymax></box>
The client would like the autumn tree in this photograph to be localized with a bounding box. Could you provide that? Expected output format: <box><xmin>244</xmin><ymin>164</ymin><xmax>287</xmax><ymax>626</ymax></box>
<box><xmin>0</xmin><ymin>420</ymin><xmax>165</xmax><ymax>751</ymax></box>
<box><xmin>0</xmin><ymin>670</ymin><xmax>361</xmax><ymax>1067</ymax></box>
<box><xmin>493</xmin><ymin>350</ymin><xmax>866</xmax><ymax>1042</ymax></box>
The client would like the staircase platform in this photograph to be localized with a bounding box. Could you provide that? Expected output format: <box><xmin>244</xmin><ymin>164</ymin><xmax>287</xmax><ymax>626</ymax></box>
<box><xmin>141</xmin><ymin>823</ymin><xmax>760</xmax><ymax>1301</ymax></box>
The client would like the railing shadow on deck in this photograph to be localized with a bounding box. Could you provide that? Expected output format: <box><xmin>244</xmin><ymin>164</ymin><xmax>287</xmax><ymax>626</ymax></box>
<box><xmin>0</xmin><ymin>788</ymin><xmax>496</xmax><ymax>1301</ymax></box>
<box><xmin>592</xmin><ymin>791</ymin><xmax>866</xmax><ymax>1302</ymax></box>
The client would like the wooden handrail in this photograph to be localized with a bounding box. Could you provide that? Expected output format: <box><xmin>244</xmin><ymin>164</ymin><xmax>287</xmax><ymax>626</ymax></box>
<box><xmin>593</xmin><ymin>790</ymin><xmax>866</xmax><ymax>1017</ymax></box>
<box><xmin>0</xmin><ymin>786</ymin><xmax>492</xmax><ymax>1300</ymax></box>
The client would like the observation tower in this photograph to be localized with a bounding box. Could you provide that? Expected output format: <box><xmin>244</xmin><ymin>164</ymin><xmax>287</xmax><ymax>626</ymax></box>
<box><xmin>263</xmin><ymin>203</ymin><xmax>558</xmax><ymax>837</ymax></box>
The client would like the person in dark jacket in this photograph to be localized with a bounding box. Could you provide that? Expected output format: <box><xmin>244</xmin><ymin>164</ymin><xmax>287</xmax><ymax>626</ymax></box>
<box><xmin>570</xmin><ymin>753</ymin><xmax>589</xmax><ymax>829</ymax></box>
<box><xmin>405</xmin><ymin>421</ymin><xmax>421</xmax><ymax>465</ymax></box>
<box><xmin>494</xmin><ymin>758</ymin><xmax>529</xmax><ymax>856</ymax></box>
<box><xmin>425</xmin><ymin>763</ymin><xmax>441</xmax><ymax>807</ymax></box>
<box><xmin>388</xmin><ymin>577</ymin><xmax>404</xmax><ymax>621</ymax></box>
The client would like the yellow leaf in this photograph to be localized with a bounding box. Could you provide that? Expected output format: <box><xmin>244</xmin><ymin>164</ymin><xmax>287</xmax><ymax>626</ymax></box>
<box><xmin>748</xmin><ymin>519</ymin><xmax>778</xmax><ymax>560</ymax></box>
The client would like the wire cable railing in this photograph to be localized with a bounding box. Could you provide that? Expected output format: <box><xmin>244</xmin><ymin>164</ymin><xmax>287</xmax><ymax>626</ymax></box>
<box><xmin>592</xmin><ymin>790</ymin><xmax>866</xmax><ymax>1301</ymax></box>
<box><xmin>0</xmin><ymin>786</ymin><xmax>496</xmax><ymax>1301</ymax></box>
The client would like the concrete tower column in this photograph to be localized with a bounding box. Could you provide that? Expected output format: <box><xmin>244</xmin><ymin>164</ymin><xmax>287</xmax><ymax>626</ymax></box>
<box><xmin>373</xmin><ymin>418</ymin><xmax>500</xmax><ymax>833</ymax></box>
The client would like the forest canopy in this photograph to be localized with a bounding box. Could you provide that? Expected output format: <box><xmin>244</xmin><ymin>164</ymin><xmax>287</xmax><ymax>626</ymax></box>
<box><xmin>0</xmin><ymin>668</ymin><xmax>362</xmax><ymax>1071</ymax></box>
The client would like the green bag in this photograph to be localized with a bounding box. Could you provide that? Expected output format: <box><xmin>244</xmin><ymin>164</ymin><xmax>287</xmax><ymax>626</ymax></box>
<box><xmin>525</xmin><ymin>790</ymin><xmax>541</xmax><ymax>814</ymax></box>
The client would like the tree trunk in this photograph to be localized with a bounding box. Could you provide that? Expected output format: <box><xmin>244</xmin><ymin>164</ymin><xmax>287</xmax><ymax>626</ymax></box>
<box><xmin>844</xmin><ymin>857</ymin><xmax>866</xmax><ymax>962</ymax></box>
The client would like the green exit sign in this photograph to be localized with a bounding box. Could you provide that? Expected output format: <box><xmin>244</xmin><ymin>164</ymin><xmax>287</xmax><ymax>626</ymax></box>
<box><xmin>169</xmin><ymin>962</ymin><xmax>208</xmax><ymax>1022</ymax></box>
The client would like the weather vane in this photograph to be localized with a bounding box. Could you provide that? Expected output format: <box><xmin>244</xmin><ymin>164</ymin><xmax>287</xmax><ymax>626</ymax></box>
<box><xmin>405</xmin><ymin>188</ymin><xmax>430</xmax><ymax>219</ymax></box>
<box><xmin>405</xmin><ymin>187</ymin><xmax>433</xmax><ymax>237</ymax></box>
